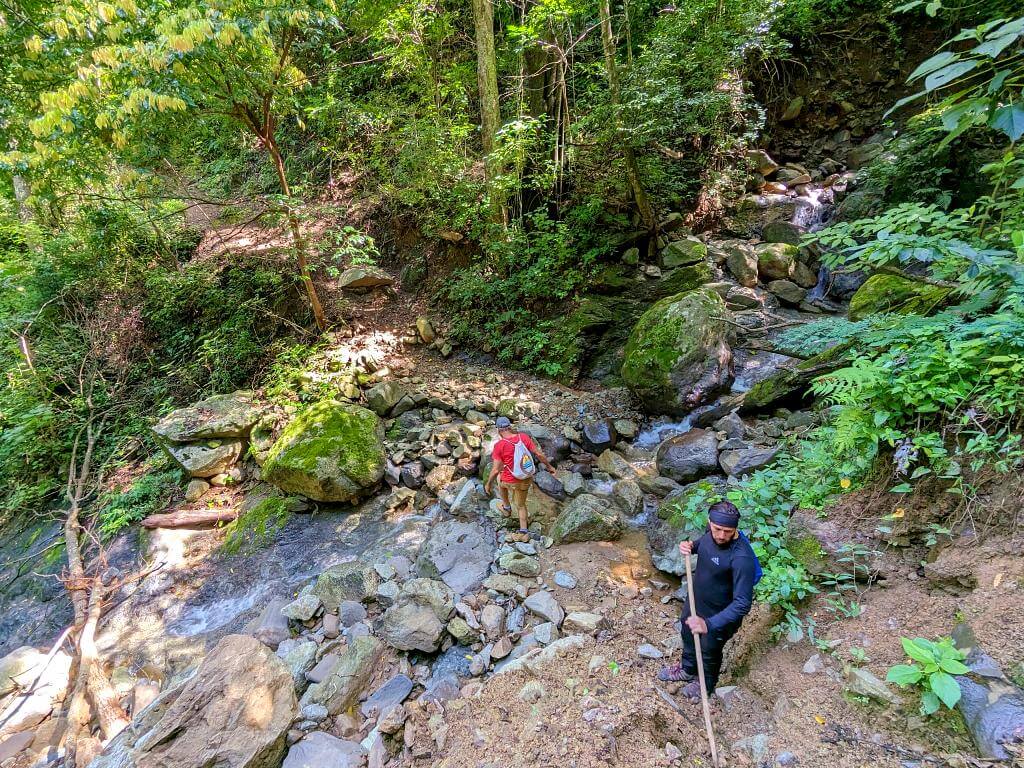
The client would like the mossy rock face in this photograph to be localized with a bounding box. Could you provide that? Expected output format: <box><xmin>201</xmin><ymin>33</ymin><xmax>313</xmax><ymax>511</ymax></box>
<box><xmin>741</xmin><ymin>342</ymin><xmax>851</xmax><ymax>413</ymax></box>
<box><xmin>262</xmin><ymin>400</ymin><xmax>386</xmax><ymax>502</ymax></box>
<box><xmin>621</xmin><ymin>287</ymin><xmax>734</xmax><ymax>416</ymax></box>
<box><xmin>660</xmin><ymin>237</ymin><xmax>708</xmax><ymax>269</ymax></box>
<box><xmin>629</xmin><ymin>262</ymin><xmax>713</xmax><ymax>304</ymax></box>
<box><xmin>848</xmin><ymin>273</ymin><xmax>951</xmax><ymax>321</ymax></box>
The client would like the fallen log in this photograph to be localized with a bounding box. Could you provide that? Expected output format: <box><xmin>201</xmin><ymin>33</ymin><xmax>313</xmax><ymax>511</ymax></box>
<box><xmin>141</xmin><ymin>508</ymin><xmax>238</xmax><ymax>529</ymax></box>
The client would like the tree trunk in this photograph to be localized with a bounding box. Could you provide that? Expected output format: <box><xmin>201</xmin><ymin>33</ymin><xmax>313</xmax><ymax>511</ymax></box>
<box><xmin>472</xmin><ymin>0</ymin><xmax>501</xmax><ymax>166</ymax></box>
<box><xmin>12</xmin><ymin>175</ymin><xmax>32</xmax><ymax>223</ymax></box>
<box><xmin>266</xmin><ymin>136</ymin><xmax>327</xmax><ymax>332</ymax></box>
<box><xmin>141</xmin><ymin>508</ymin><xmax>240</xmax><ymax>529</ymax></box>
<box><xmin>599</xmin><ymin>0</ymin><xmax>656</xmax><ymax>234</ymax></box>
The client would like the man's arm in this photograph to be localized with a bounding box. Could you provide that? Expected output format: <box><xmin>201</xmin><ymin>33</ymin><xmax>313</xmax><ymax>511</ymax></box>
<box><xmin>527</xmin><ymin>437</ymin><xmax>556</xmax><ymax>472</ymax></box>
<box><xmin>484</xmin><ymin>460</ymin><xmax>504</xmax><ymax>494</ymax></box>
<box><xmin>704</xmin><ymin>554</ymin><xmax>755</xmax><ymax>633</ymax></box>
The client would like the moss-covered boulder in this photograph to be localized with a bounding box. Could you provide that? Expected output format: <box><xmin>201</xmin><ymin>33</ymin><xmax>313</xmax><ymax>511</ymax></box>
<box><xmin>848</xmin><ymin>273</ymin><xmax>951</xmax><ymax>321</ymax></box>
<box><xmin>621</xmin><ymin>287</ymin><xmax>734</xmax><ymax>415</ymax></box>
<box><xmin>262</xmin><ymin>400</ymin><xmax>386</xmax><ymax>502</ymax></box>
<box><xmin>755</xmin><ymin>242</ymin><xmax>798</xmax><ymax>281</ymax></box>
<box><xmin>660</xmin><ymin>237</ymin><xmax>707</xmax><ymax>269</ymax></box>
<box><xmin>549</xmin><ymin>494</ymin><xmax>624</xmax><ymax>544</ymax></box>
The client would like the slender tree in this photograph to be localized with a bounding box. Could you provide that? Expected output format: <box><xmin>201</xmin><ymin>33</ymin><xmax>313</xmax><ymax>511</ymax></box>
<box><xmin>599</xmin><ymin>0</ymin><xmax>656</xmax><ymax>234</ymax></box>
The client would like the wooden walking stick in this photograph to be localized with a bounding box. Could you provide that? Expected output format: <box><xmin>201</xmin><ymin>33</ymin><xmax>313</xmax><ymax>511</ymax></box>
<box><xmin>685</xmin><ymin>552</ymin><xmax>721</xmax><ymax>768</ymax></box>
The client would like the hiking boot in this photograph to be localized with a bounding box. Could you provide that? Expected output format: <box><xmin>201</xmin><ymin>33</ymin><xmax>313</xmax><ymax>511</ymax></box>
<box><xmin>681</xmin><ymin>681</ymin><xmax>703</xmax><ymax>701</ymax></box>
<box><xmin>657</xmin><ymin>663</ymin><xmax>695</xmax><ymax>683</ymax></box>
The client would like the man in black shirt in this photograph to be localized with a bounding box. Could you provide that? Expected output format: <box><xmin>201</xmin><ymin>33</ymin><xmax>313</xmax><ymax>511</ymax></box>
<box><xmin>658</xmin><ymin>500</ymin><xmax>757</xmax><ymax>701</ymax></box>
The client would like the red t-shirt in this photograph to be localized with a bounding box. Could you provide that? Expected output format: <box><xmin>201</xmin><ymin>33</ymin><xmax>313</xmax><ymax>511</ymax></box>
<box><xmin>492</xmin><ymin>434</ymin><xmax>539</xmax><ymax>483</ymax></box>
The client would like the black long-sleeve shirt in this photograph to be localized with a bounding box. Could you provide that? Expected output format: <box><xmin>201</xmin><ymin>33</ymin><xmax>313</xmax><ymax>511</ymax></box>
<box><xmin>689</xmin><ymin>530</ymin><xmax>756</xmax><ymax>632</ymax></box>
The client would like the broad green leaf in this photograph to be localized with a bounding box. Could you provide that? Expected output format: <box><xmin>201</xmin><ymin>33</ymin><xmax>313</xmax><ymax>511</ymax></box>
<box><xmin>903</xmin><ymin>637</ymin><xmax>936</xmax><ymax>664</ymax></box>
<box><xmin>939</xmin><ymin>657</ymin><xmax>970</xmax><ymax>675</ymax></box>
<box><xmin>890</xmin><ymin>483</ymin><xmax>913</xmax><ymax>493</ymax></box>
<box><xmin>989</xmin><ymin>69</ymin><xmax>1011</xmax><ymax>94</ymax></box>
<box><xmin>990</xmin><ymin>104</ymin><xmax>1024</xmax><ymax>142</ymax></box>
<box><xmin>973</xmin><ymin>34</ymin><xmax>1019</xmax><ymax>58</ymax></box>
<box><xmin>925</xmin><ymin>61</ymin><xmax>979</xmax><ymax>91</ymax></box>
<box><xmin>921</xmin><ymin>690</ymin><xmax>941</xmax><ymax>715</ymax></box>
<box><xmin>929</xmin><ymin>671</ymin><xmax>961</xmax><ymax>708</ymax></box>
<box><xmin>925</xmin><ymin>0</ymin><xmax>941</xmax><ymax>17</ymax></box>
<box><xmin>907</xmin><ymin>51</ymin><xmax>957</xmax><ymax>82</ymax></box>
<box><xmin>886</xmin><ymin>664</ymin><xmax>923</xmax><ymax>685</ymax></box>
<box><xmin>893</xmin><ymin>0</ymin><xmax>924</xmax><ymax>11</ymax></box>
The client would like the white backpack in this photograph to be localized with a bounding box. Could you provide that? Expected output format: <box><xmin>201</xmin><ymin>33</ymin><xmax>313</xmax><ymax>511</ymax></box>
<box><xmin>507</xmin><ymin>435</ymin><xmax>537</xmax><ymax>480</ymax></box>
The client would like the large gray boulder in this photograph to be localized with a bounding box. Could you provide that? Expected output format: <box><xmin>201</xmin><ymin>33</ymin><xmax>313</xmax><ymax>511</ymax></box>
<box><xmin>719</xmin><ymin>446</ymin><xmax>780</xmax><ymax>478</ymax></box>
<box><xmin>299</xmin><ymin>636</ymin><xmax>382</xmax><ymax>715</ymax></box>
<box><xmin>131</xmin><ymin>635</ymin><xmax>297</xmax><ymax>768</ymax></box>
<box><xmin>655</xmin><ymin>429</ymin><xmax>720</xmax><ymax>483</ymax></box>
<box><xmin>282</xmin><ymin>733</ymin><xmax>365</xmax><ymax>768</ymax></box>
<box><xmin>162</xmin><ymin>440</ymin><xmax>243</xmax><ymax>478</ymax></box>
<box><xmin>381</xmin><ymin>579</ymin><xmax>456</xmax><ymax>652</ymax></box>
<box><xmin>415</xmin><ymin>520</ymin><xmax>493</xmax><ymax>595</ymax></box>
<box><xmin>311</xmin><ymin>562</ymin><xmax>381</xmax><ymax>610</ymax></box>
<box><xmin>0</xmin><ymin>646</ymin><xmax>46</xmax><ymax>699</ymax></box>
<box><xmin>337</xmin><ymin>266</ymin><xmax>394</xmax><ymax>290</ymax></box>
<box><xmin>365</xmin><ymin>381</ymin><xmax>409</xmax><ymax>417</ymax></box>
<box><xmin>549</xmin><ymin>494</ymin><xmax>624</xmax><ymax>545</ymax></box>
<box><xmin>262</xmin><ymin>400</ymin><xmax>386</xmax><ymax>502</ymax></box>
<box><xmin>152</xmin><ymin>392</ymin><xmax>264</xmax><ymax>442</ymax></box>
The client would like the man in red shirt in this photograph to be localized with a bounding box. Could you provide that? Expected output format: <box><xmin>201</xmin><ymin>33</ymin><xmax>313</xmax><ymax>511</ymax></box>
<box><xmin>484</xmin><ymin>417</ymin><xmax>556</xmax><ymax>542</ymax></box>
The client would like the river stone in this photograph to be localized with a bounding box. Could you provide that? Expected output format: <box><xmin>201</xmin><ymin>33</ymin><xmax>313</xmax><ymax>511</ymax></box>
<box><xmin>132</xmin><ymin>634</ymin><xmax>296</xmax><ymax>768</ymax></box>
<box><xmin>163</xmin><ymin>439</ymin><xmax>243</xmax><ymax>478</ymax></box>
<box><xmin>621</xmin><ymin>287</ymin><xmax>734</xmax><ymax>415</ymax></box>
<box><xmin>277</xmin><ymin>640</ymin><xmax>318</xmax><ymax>692</ymax></box>
<box><xmin>480</xmin><ymin>604</ymin><xmax>506</xmax><ymax>639</ymax></box>
<box><xmin>793</xmin><ymin>261</ymin><xmax>819</xmax><ymax>289</ymax></box>
<box><xmin>713</xmin><ymin>412</ymin><xmax>745</xmax><ymax>439</ymax></box>
<box><xmin>360</xmin><ymin>674</ymin><xmax>414</xmax><ymax>719</ymax></box>
<box><xmin>399</xmin><ymin>578</ymin><xmax>456</xmax><ymax>621</ymax></box>
<box><xmin>660</xmin><ymin>237</ymin><xmax>708</xmax><ymax>269</ymax></box>
<box><xmin>596</xmin><ymin>450</ymin><xmax>634</xmax><ymax>480</ymax></box>
<box><xmin>553</xmin><ymin>571</ymin><xmax>578</xmax><ymax>589</ymax></box>
<box><xmin>550</xmin><ymin>494</ymin><xmax>624</xmax><ymax>544</ymax></box>
<box><xmin>0</xmin><ymin>646</ymin><xmax>46</xmax><ymax>698</ymax></box>
<box><xmin>262</xmin><ymin>401</ymin><xmax>386</xmax><ymax>503</ymax></box>
<box><xmin>282</xmin><ymin>732</ymin><xmax>365</xmax><ymax>768</ymax></box>
<box><xmin>184</xmin><ymin>479</ymin><xmax>210</xmax><ymax>502</ymax></box>
<box><xmin>337</xmin><ymin>266</ymin><xmax>393</xmax><ymax>290</ymax></box>
<box><xmin>523</xmin><ymin>591</ymin><xmax>564</xmax><ymax>626</ymax></box>
<box><xmin>482</xmin><ymin>574</ymin><xmax>527</xmax><ymax>598</ymax></box>
<box><xmin>612</xmin><ymin>479</ymin><xmax>644</xmax><ymax>516</ymax></box>
<box><xmin>768</xmin><ymin>279</ymin><xmax>806</xmax><ymax>306</ymax></box>
<box><xmin>562</xmin><ymin>613</ymin><xmax>606</xmax><ymax>635</ymax></box>
<box><xmin>719</xmin><ymin>446</ymin><xmax>780</xmax><ymax>478</ymax></box>
<box><xmin>305</xmin><ymin>655</ymin><xmax>340</xmax><ymax>685</ymax></box>
<box><xmin>312</xmin><ymin>562</ymin><xmax>381</xmax><ymax>610</ymax></box>
<box><xmin>761</xmin><ymin>220</ymin><xmax>804</xmax><ymax>246</ymax></box>
<box><xmin>382</xmin><ymin>602</ymin><xmax>443</xmax><ymax>652</ymax></box>
<box><xmin>152</xmin><ymin>391</ymin><xmax>264</xmax><ymax>442</ymax></box>
<box><xmin>746</xmin><ymin>149</ymin><xmax>779</xmax><ymax>176</ymax></box>
<box><xmin>300</xmin><ymin>636</ymin><xmax>382</xmax><ymax>715</ymax></box>
<box><xmin>533</xmin><ymin>470</ymin><xmax>566</xmax><ymax>500</ymax></box>
<box><xmin>282</xmin><ymin>594</ymin><xmax>322</xmax><ymax>622</ymax></box>
<box><xmin>655</xmin><ymin>429</ymin><xmax>720</xmax><ymax>483</ymax></box>
<box><xmin>251</xmin><ymin>599</ymin><xmax>290</xmax><ymax>649</ymax></box>
<box><xmin>581</xmin><ymin>419</ymin><xmax>617</xmax><ymax>453</ymax></box>
<box><xmin>381</xmin><ymin>579</ymin><xmax>456</xmax><ymax>652</ymax></box>
<box><xmin>447</xmin><ymin>617</ymin><xmax>476</xmax><ymax>644</ymax></box>
<box><xmin>498</xmin><ymin>552</ymin><xmax>541</xmax><ymax>578</ymax></box>
<box><xmin>848</xmin><ymin>273</ymin><xmax>951</xmax><ymax>321</ymax></box>
<box><xmin>415</xmin><ymin>519</ymin><xmax>493</xmax><ymax>595</ymax></box>
<box><xmin>844</xmin><ymin>666</ymin><xmax>899</xmax><ymax>705</ymax></box>
<box><xmin>725</xmin><ymin>243</ymin><xmax>759</xmax><ymax>288</ymax></box>
<box><xmin>338</xmin><ymin>600</ymin><xmax>368</xmax><ymax>627</ymax></box>
<box><xmin>366</xmin><ymin>381</ymin><xmax>408</xmax><ymax>417</ymax></box>
<box><xmin>756</xmin><ymin>242</ymin><xmax>798</xmax><ymax>281</ymax></box>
